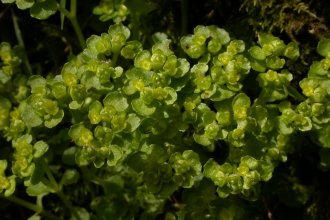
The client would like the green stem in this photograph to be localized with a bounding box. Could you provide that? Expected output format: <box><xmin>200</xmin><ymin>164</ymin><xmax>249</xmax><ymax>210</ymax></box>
<box><xmin>253</xmin><ymin>89</ymin><xmax>270</xmax><ymax>106</ymax></box>
<box><xmin>130</xmin><ymin>10</ymin><xmax>140</xmax><ymax>41</ymax></box>
<box><xmin>264</xmin><ymin>104</ymin><xmax>279</xmax><ymax>109</ymax></box>
<box><xmin>56</xmin><ymin>191</ymin><xmax>81</xmax><ymax>220</ymax></box>
<box><xmin>111</xmin><ymin>53</ymin><xmax>119</xmax><ymax>67</ymax></box>
<box><xmin>287</xmin><ymin>86</ymin><xmax>306</xmax><ymax>102</ymax></box>
<box><xmin>42</xmin><ymin>160</ymin><xmax>59</xmax><ymax>190</ymax></box>
<box><xmin>41</xmin><ymin>160</ymin><xmax>82</xmax><ymax>220</ymax></box>
<box><xmin>70</xmin><ymin>17</ymin><xmax>86</xmax><ymax>50</ymax></box>
<box><xmin>57</xmin><ymin>4</ymin><xmax>71</xmax><ymax>19</ymax></box>
<box><xmin>41</xmin><ymin>177</ymin><xmax>55</xmax><ymax>189</ymax></box>
<box><xmin>91</xmin><ymin>175</ymin><xmax>106</xmax><ymax>185</ymax></box>
<box><xmin>69</xmin><ymin>109</ymin><xmax>81</xmax><ymax>123</ymax></box>
<box><xmin>57</xmin><ymin>2</ymin><xmax>86</xmax><ymax>50</ymax></box>
<box><xmin>11</xmin><ymin>9</ymin><xmax>33</xmax><ymax>76</ymax></box>
<box><xmin>80</xmin><ymin>167</ymin><xmax>104</xmax><ymax>187</ymax></box>
<box><xmin>179</xmin><ymin>0</ymin><xmax>188</xmax><ymax>58</ymax></box>
<box><xmin>180</xmin><ymin>0</ymin><xmax>188</xmax><ymax>38</ymax></box>
<box><xmin>0</xmin><ymin>194</ymin><xmax>61</xmax><ymax>220</ymax></box>
<box><xmin>11</xmin><ymin>9</ymin><xmax>25</xmax><ymax>48</ymax></box>
<box><xmin>70</xmin><ymin>0</ymin><xmax>77</xmax><ymax>16</ymax></box>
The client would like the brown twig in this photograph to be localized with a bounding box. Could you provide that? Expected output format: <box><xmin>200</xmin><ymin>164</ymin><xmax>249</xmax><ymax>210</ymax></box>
<box><xmin>171</xmin><ymin>195</ymin><xmax>182</xmax><ymax>210</ymax></box>
<box><xmin>0</xmin><ymin>3</ymin><xmax>12</xmax><ymax>20</ymax></box>
<box><xmin>262</xmin><ymin>195</ymin><xmax>274</xmax><ymax>220</ymax></box>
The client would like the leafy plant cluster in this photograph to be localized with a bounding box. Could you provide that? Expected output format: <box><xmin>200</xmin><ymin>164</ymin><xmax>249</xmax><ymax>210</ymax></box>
<box><xmin>1</xmin><ymin>0</ymin><xmax>330</xmax><ymax>219</ymax></box>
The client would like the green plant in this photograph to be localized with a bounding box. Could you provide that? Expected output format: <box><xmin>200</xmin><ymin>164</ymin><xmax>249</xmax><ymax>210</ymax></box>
<box><xmin>1</xmin><ymin>0</ymin><xmax>330</xmax><ymax>219</ymax></box>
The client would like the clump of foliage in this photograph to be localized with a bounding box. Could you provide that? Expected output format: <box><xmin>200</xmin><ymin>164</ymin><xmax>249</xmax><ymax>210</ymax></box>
<box><xmin>0</xmin><ymin>0</ymin><xmax>330</xmax><ymax>219</ymax></box>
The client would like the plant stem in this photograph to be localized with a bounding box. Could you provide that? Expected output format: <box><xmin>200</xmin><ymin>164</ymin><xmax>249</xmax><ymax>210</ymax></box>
<box><xmin>91</xmin><ymin>175</ymin><xmax>106</xmax><ymax>185</ymax></box>
<box><xmin>11</xmin><ymin>9</ymin><xmax>24</xmax><ymax>48</ymax></box>
<box><xmin>0</xmin><ymin>194</ymin><xmax>61</xmax><ymax>220</ymax></box>
<box><xmin>80</xmin><ymin>167</ymin><xmax>104</xmax><ymax>187</ymax></box>
<box><xmin>60</xmin><ymin>0</ymin><xmax>66</xmax><ymax>29</ymax></box>
<box><xmin>265</xmin><ymin>104</ymin><xmax>279</xmax><ymax>109</ymax></box>
<box><xmin>287</xmin><ymin>86</ymin><xmax>306</xmax><ymax>102</ymax></box>
<box><xmin>41</xmin><ymin>177</ymin><xmax>55</xmax><ymax>189</ymax></box>
<box><xmin>41</xmin><ymin>160</ymin><xmax>82</xmax><ymax>220</ymax></box>
<box><xmin>56</xmin><ymin>191</ymin><xmax>81</xmax><ymax>220</ymax></box>
<box><xmin>57</xmin><ymin>1</ymin><xmax>86</xmax><ymax>50</ymax></box>
<box><xmin>11</xmin><ymin>9</ymin><xmax>33</xmax><ymax>76</ymax></box>
<box><xmin>180</xmin><ymin>0</ymin><xmax>188</xmax><ymax>38</ymax></box>
<box><xmin>179</xmin><ymin>0</ymin><xmax>188</xmax><ymax>58</ymax></box>
<box><xmin>253</xmin><ymin>89</ymin><xmax>270</xmax><ymax>106</ymax></box>
<box><xmin>130</xmin><ymin>10</ymin><xmax>139</xmax><ymax>41</ymax></box>
<box><xmin>69</xmin><ymin>109</ymin><xmax>81</xmax><ymax>123</ymax></box>
<box><xmin>70</xmin><ymin>0</ymin><xmax>77</xmax><ymax>16</ymax></box>
<box><xmin>57</xmin><ymin>4</ymin><xmax>71</xmax><ymax>19</ymax></box>
<box><xmin>42</xmin><ymin>160</ymin><xmax>59</xmax><ymax>190</ymax></box>
<box><xmin>71</xmin><ymin>17</ymin><xmax>86</xmax><ymax>50</ymax></box>
<box><xmin>111</xmin><ymin>53</ymin><xmax>119</xmax><ymax>67</ymax></box>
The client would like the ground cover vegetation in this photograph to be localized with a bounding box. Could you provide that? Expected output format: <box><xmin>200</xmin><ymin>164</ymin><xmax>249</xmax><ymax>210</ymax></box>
<box><xmin>0</xmin><ymin>0</ymin><xmax>330</xmax><ymax>219</ymax></box>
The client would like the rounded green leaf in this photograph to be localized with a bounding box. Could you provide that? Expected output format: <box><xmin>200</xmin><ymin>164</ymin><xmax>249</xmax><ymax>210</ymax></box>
<box><xmin>26</xmin><ymin>182</ymin><xmax>50</xmax><ymax>196</ymax></box>
<box><xmin>71</xmin><ymin>207</ymin><xmax>90</xmax><ymax>220</ymax></box>
<box><xmin>81</xmin><ymin>49</ymin><xmax>98</xmax><ymax>63</ymax></box>
<box><xmin>68</xmin><ymin>124</ymin><xmax>84</xmax><ymax>140</ymax></box>
<box><xmin>69</xmin><ymin>99</ymin><xmax>84</xmax><ymax>110</ymax></box>
<box><xmin>258</xmin><ymin>33</ymin><xmax>276</xmax><ymax>46</ymax></box>
<box><xmin>16</xmin><ymin>0</ymin><xmax>34</xmax><ymax>10</ymax></box>
<box><xmin>274</xmin><ymin>117</ymin><xmax>294</xmax><ymax>135</ymax></box>
<box><xmin>44</xmin><ymin>109</ymin><xmax>64</xmax><ymax>128</ymax></box>
<box><xmin>131</xmin><ymin>98</ymin><xmax>156</xmax><ymax>116</ymax></box>
<box><xmin>123</xmin><ymin>114</ymin><xmax>140</xmax><ymax>133</ymax></box>
<box><xmin>180</xmin><ymin>35</ymin><xmax>205</xmax><ymax>59</ymax></box>
<box><xmin>2</xmin><ymin>0</ymin><xmax>16</xmax><ymax>3</ymax></box>
<box><xmin>86</xmin><ymin>35</ymin><xmax>101</xmax><ymax>54</ymax></box>
<box><xmin>30</xmin><ymin>0</ymin><xmax>58</xmax><ymax>20</ymax></box>
<box><xmin>248</xmin><ymin>54</ymin><xmax>267</xmax><ymax>72</ymax></box>
<box><xmin>203</xmin><ymin>158</ymin><xmax>220</xmax><ymax>178</ymax></box>
<box><xmin>16</xmin><ymin>134</ymin><xmax>33</xmax><ymax>144</ymax></box>
<box><xmin>241</xmin><ymin>156</ymin><xmax>258</xmax><ymax>170</ymax></box>
<box><xmin>22</xmin><ymin>106</ymin><xmax>43</xmax><ymax>127</ymax></box>
<box><xmin>60</xmin><ymin>169</ymin><xmax>80</xmax><ymax>186</ymax></box>
<box><xmin>81</xmin><ymin>71</ymin><xmax>101</xmax><ymax>90</ymax></box>
<box><xmin>309</xmin><ymin>61</ymin><xmax>329</xmax><ymax>76</ymax></box>
<box><xmin>232</xmin><ymin>93</ymin><xmax>250</xmax><ymax>118</ymax></box>
<box><xmin>4</xmin><ymin>179</ymin><xmax>16</xmax><ymax>197</ymax></box>
<box><xmin>107</xmin><ymin>145</ymin><xmax>122</xmax><ymax>166</ymax></box>
<box><xmin>152</xmin><ymin>39</ymin><xmax>174</xmax><ymax>57</ymax></box>
<box><xmin>75</xmin><ymin>151</ymin><xmax>90</xmax><ymax>167</ymax></box>
<box><xmin>62</xmin><ymin>147</ymin><xmax>79</xmax><ymax>165</ymax></box>
<box><xmin>208</xmin><ymin>38</ymin><xmax>222</xmax><ymax>54</ymax></box>
<box><xmin>182</xmin><ymin>150</ymin><xmax>202</xmax><ymax>175</ymax></box>
<box><xmin>248</xmin><ymin>46</ymin><xmax>266</xmax><ymax>60</ymax></box>
<box><xmin>33</xmin><ymin>141</ymin><xmax>49</xmax><ymax>158</ymax></box>
<box><xmin>108</xmin><ymin>23</ymin><xmax>130</xmax><ymax>40</ymax></box>
<box><xmin>126</xmin><ymin>152</ymin><xmax>148</xmax><ymax>173</ymax></box>
<box><xmin>193</xmin><ymin>133</ymin><xmax>212</xmax><ymax>146</ymax></box>
<box><xmin>30</xmin><ymin>165</ymin><xmax>45</xmax><ymax>185</ymax></box>
<box><xmin>126</xmin><ymin>67</ymin><xmax>153</xmax><ymax>85</ymax></box>
<box><xmin>317</xmin><ymin>39</ymin><xmax>330</xmax><ymax>57</ymax></box>
<box><xmin>0</xmin><ymin>96</ymin><xmax>12</xmax><ymax>129</ymax></box>
<box><xmin>283</xmin><ymin>42</ymin><xmax>299</xmax><ymax>60</ymax></box>
<box><xmin>265</xmin><ymin>56</ymin><xmax>285</xmax><ymax>69</ymax></box>
<box><xmin>154</xmin><ymin>181</ymin><xmax>178</xmax><ymax>199</ymax></box>
<box><xmin>134</xmin><ymin>50</ymin><xmax>152</xmax><ymax>70</ymax></box>
<box><xmin>27</xmin><ymin>75</ymin><xmax>46</xmax><ymax>93</ymax></box>
<box><xmin>181</xmin><ymin>173</ymin><xmax>194</xmax><ymax>188</ymax></box>
<box><xmin>103</xmin><ymin>91</ymin><xmax>129</xmax><ymax>112</ymax></box>
<box><xmin>121</xmin><ymin>40</ymin><xmax>143</xmax><ymax>59</ymax></box>
<box><xmin>164</xmin><ymin>87</ymin><xmax>177</xmax><ymax>104</ymax></box>
<box><xmin>208</xmin><ymin>25</ymin><xmax>230</xmax><ymax>45</ymax></box>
